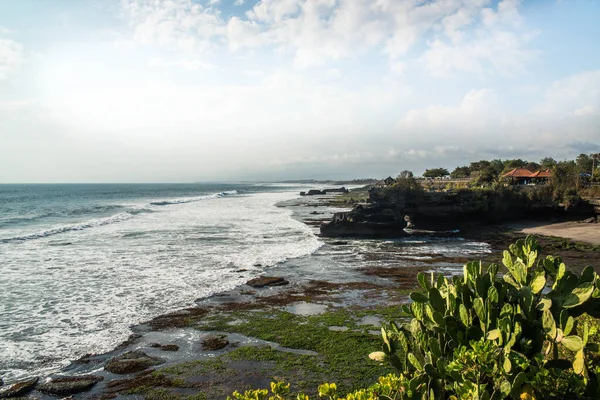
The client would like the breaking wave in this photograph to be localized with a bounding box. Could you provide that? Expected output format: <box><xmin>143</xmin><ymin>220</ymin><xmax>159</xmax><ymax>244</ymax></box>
<box><xmin>150</xmin><ymin>190</ymin><xmax>238</xmax><ymax>206</ymax></box>
<box><xmin>0</xmin><ymin>208</ymin><xmax>154</xmax><ymax>243</ymax></box>
<box><xmin>1</xmin><ymin>190</ymin><xmax>241</xmax><ymax>243</ymax></box>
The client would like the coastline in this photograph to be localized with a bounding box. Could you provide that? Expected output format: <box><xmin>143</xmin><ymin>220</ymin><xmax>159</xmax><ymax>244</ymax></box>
<box><xmin>3</xmin><ymin>192</ymin><xmax>600</xmax><ymax>399</ymax></box>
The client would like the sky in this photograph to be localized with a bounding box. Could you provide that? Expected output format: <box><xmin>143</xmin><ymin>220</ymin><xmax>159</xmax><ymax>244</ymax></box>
<box><xmin>0</xmin><ymin>0</ymin><xmax>599</xmax><ymax>183</ymax></box>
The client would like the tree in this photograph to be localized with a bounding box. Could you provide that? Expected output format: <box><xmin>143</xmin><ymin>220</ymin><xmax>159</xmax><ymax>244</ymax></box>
<box><xmin>540</xmin><ymin>157</ymin><xmax>557</xmax><ymax>170</ymax></box>
<box><xmin>490</xmin><ymin>159</ymin><xmax>505</xmax><ymax>176</ymax></box>
<box><xmin>524</xmin><ymin>161</ymin><xmax>541</xmax><ymax>171</ymax></box>
<box><xmin>576</xmin><ymin>153</ymin><xmax>593</xmax><ymax>174</ymax></box>
<box><xmin>503</xmin><ymin>159</ymin><xmax>527</xmax><ymax>171</ymax></box>
<box><xmin>450</xmin><ymin>166</ymin><xmax>471</xmax><ymax>179</ymax></box>
<box><xmin>422</xmin><ymin>167</ymin><xmax>449</xmax><ymax>178</ymax></box>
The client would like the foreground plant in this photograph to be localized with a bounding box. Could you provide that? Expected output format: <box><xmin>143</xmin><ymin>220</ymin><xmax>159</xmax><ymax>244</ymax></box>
<box><xmin>228</xmin><ymin>236</ymin><xmax>600</xmax><ymax>400</ymax></box>
<box><xmin>370</xmin><ymin>236</ymin><xmax>600</xmax><ymax>399</ymax></box>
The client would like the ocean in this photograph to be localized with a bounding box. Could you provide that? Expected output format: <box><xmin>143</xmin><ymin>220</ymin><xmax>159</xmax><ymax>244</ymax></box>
<box><xmin>0</xmin><ymin>183</ymin><xmax>491</xmax><ymax>382</ymax></box>
<box><xmin>0</xmin><ymin>183</ymin><xmax>321</xmax><ymax>380</ymax></box>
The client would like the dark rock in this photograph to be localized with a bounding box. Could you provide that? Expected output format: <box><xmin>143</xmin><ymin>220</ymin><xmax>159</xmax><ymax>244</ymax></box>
<box><xmin>0</xmin><ymin>378</ymin><xmax>2</xmax><ymax>386</ymax></box>
<box><xmin>309</xmin><ymin>211</ymin><xmax>323</xmax><ymax>215</ymax></box>
<box><xmin>104</xmin><ymin>351</ymin><xmax>163</xmax><ymax>374</ymax></box>
<box><xmin>201</xmin><ymin>334</ymin><xmax>229</xmax><ymax>351</ymax></box>
<box><xmin>0</xmin><ymin>377</ymin><xmax>38</xmax><ymax>398</ymax></box>
<box><xmin>149</xmin><ymin>343</ymin><xmax>179</xmax><ymax>352</ymax></box>
<box><xmin>306</xmin><ymin>189</ymin><xmax>324</xmax><ymax>196</ymax></box>
<box><xmin>246</xmin><ymin>276</ymin><xmax>289</xmax><ymax>288</ymax></box>
<box><xmin>37</xmin><ymin>375</ymin><xmax>103</xmax><ymax>396</ymax></box>
<box><xmin>330</xmin><ymin>241</ymin><xmax>348</xmax><ymax>245</ymax></box>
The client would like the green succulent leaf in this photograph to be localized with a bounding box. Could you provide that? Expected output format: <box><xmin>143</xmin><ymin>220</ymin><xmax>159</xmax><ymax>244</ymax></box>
<box><xmin>410</xmin><ymin>291</ymin><xmax>429</xmax><ymax>303</ymax></box>
<box><xmin>530</xmin><ymin>269</ymin><xmax>546</xmax><ymax>294</ymax></box>
<box><xmin>486</xmin><ymin>329</ymin><xmax>501</xmax><ymax>341</ymax></box>
<box><xmin>408</xmin><ymin>353</ymin><xmax>423</xmax><ymax>371</ymax></box>
<box><xmin>537</xmin><ymin>298</ymin><xmax>552</xmax><ymax>311</ymax></box>
<box><xmin>562</xmin><ymin>282</ymin><xmax>594</xmax><ymax>308</ymax></box>
<box><xmin>474</xmin><ymin>297</ymin><xmax>486</xmax><ymax>323</ymax></box>
<box><xmin>580</xmin><ymin>266</ymin><xmax>596</xmax><ymax>284</ymax></box>
<box><xmin>573</xmin><ymin>350</ymin><xmax>585</xmax><ymax>375</ymax></box>
<box><xmin>417</xmin><ymin>272</ymin><xmax>430</xmax><ymax>290</ymax></box>
<box><xmin>459</xmin><ymin>304</ymin><xmax>470</xmax><ymax>327</ymax></box>
<box><xmin>503</xmin><ymin>274</ymin><xmax>520</xmax><ymax>290</ymax></box>
<box><xmin>503</xmin><ymin>356</ymin><xmax>511</xmax><ymax>373</ymax></box>
<box><xmin>428</xmin><ymin>288</ymin><xmax>445</xmax><ymax>313</ymax></box>
<box><xmin>542</xmin><ymin>310</ymin><xmax>557</xmax><ymax>340</ymax></box>
<box><xmin>560</xmin><ymin>335</ymin><xmax>583</xmax><ymax>352</ymax></box>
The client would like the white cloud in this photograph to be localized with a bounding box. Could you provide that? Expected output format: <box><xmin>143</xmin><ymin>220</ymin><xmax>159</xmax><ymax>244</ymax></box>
<box><xmin>534</xmin><ymin>70</ymin><xmax>600</xmax><ymax>117</ymax></box>
<box><xmin>0</xmin><ymin>37</ymin><xmax>23</xmax><ymax>80</ymax></box>
<box><xmin>397</xmin><ymin>89</ymin><xmax>502</xmax><ymax>131</ymax></box>
<box><xmin>118</xmin><ymin>0</ymin><xmax>535</xmax><ymax>73</ymax></box>
<box><xmin>119</xmin><ymin>0</ymin><xmax>225</xmax><ymax>54</ymax></box>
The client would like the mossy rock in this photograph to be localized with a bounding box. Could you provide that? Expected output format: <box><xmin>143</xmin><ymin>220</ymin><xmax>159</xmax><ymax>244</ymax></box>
<box><xmin>105</xmin><ymin>350</ymin><xmax>164</xmax><ymax>374</ymax></box>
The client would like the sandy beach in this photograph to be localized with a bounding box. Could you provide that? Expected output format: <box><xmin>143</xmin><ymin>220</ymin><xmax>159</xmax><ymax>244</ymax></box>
<box><xmin>508</xmin><ymin>219</ymin><xmax>600</xmax><ymax>246</ymax></box>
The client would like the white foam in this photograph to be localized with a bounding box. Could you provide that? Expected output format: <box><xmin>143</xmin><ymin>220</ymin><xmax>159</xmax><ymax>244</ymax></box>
<box><xmin>0</xmin><ymin>190</ymin><xmax>321</xmax><ymax>381</ymax></box>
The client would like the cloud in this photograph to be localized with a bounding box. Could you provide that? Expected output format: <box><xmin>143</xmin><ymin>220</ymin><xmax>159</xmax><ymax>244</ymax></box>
<box><xmin>118</xmin><ymin>0</ymin><xmax>225</xmax><ymax>54</ymax></box>
<box><xmin>397</xmin><ymin>89</ymin><xmax>502</xmax><ymax>132</ymax></box>
<box><xmin>117</xmin><ymin>0</ymin><xmax>535</xmax><ymax>73</ymax></box>
<box><xmin>0</xmin><ymin>37</ymin><xmax>23</xmax><ymax>80</ymax></box>
<box><xmin>569</xmin><ymin>141</ymin><xmax>600</xmax><ymax>153</ymax></box>
<box><xmin>534</xmin><ymin>70</ymin><xmax>600</xmax><ymax>117</ymax></box>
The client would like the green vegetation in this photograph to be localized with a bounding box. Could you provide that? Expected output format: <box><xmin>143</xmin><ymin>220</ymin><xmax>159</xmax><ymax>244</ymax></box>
<box><xmin>423</xmin><ymin>168</ymin><xmax>450</xmax><ymax>179</ymax></box>
<box><xmin>227</xmin><ymin>237</ymin><xmax>600</xmax><ymax>400</ymax></box>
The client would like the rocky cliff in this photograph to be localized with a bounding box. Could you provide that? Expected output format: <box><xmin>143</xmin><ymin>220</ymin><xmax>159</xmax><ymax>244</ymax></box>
<box><xmin>320</xmin><ymin>186</ymin><xmax>595</xmax><ymax>238</ymax></box>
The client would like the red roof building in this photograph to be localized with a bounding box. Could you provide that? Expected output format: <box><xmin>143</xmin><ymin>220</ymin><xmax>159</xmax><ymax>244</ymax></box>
<box><xmin>501</xmin><ymin>168</ymin><xmax>551</xmax><ymax>184</ymax></box>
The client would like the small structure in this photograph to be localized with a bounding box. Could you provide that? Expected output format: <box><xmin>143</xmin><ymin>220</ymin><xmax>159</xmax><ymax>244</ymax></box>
<box><xmin>502</xmin><ymin>168</ymin><xmax>551</xmax><ymax>185</ymax></box>
<box><xmin>374</xmin><ymin>176</ymin><xmax>396</xmax><ymax>188</ymax></box>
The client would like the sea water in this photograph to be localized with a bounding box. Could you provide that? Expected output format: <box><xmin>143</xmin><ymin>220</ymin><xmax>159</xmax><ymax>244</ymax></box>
<box><xmin>0</xmin><ymin>183</ymin><xmax>320</xmax><ymax>380</ymax></box>
<box><xmin>0</xmin><ymin>183</ymin><xmax>492</xmax><ymax>381</ymax></box>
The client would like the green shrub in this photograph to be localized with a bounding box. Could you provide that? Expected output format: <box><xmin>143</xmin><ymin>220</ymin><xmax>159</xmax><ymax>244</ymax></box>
<box><xmin>228</xmin><ymin>237</ymin><xmax>600</xmax><ymax>400</ymax></box>
<box><xmin>370</xmin><ymin>236</ymin><xmax>600</xmax><ymax>399</ymax></box>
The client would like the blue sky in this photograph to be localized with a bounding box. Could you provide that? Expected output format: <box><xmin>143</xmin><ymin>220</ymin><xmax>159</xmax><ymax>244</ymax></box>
<box><xmin>0</xmin><ymin>0</ymin><xmax>599</xmax><ymax>182</ymax></box>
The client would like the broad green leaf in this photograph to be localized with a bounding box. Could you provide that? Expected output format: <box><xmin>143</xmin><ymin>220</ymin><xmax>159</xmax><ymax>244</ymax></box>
<box><xmin>543</xmin><ymin>309</ymin><xmax>557</xmax><ymax>340</ymax></box>
<box><xmin>428</xmin><ymin>288</ymin><xmax>445</xmax><ymax>313</ymax></box>
<box><xmin>503</xmin><ymin>356</ymin><xmax>511</xmax><ymax>373</ymax></box>
<box><xmin>488</xmin><ymin>286</ymin><xmax>499</xmax><ymax>304</ymax></box>
<box><xmin>474</xmin><ymin>297</ymin><xmax>486</xmax><ymax>324</ymax></box>
<box><xmin>580</xmin><ymin>266</ymin><xmax>596</xmax><ymax>284</ymax></box>
<box><xmin>503</xmin><ymin>274</ymin><xmax>520</xmax><ymax>290</ymax></box>
<box><xmin>417</xmin><ymin>272</ymin><xmax>429</xmax><ymax>290</ymax></box>
<box><xmin>530</xmin><ymin>269</ymin><xmax>546</xmax><ymax>294</ymax></box>
<box><xmin>487</xmin><ymin>329</ymin><xmax>501</xmax><ymax>340</ymax></box>
<box><xmin>561</xmin><ymin>335</ymin><xmax>583</xmax><ymax>352</ymax></box>
<box><xmin>563</xmin><ymin>282</ymin><xmax>594</xmax><ymax>308</ymax></box>
<box><xmin>408</xmin><ymin>353</ymin><xmax>422</xmax><ymax>371</ymax></box>
<box><xmin>410</xmin><ymin>291</ymin><xmax>429</xmax><ymax>303</ymax></box>
<box><xmin>573</xmin><ymin>350</ymin><xmax>585</xmax><ymax>375</ymax></box>
<box><xmin>537</xmin><ymin>298</ymin><xmax>552</xmax><ymax>311</ymax></box>
<box><xmin>564</xmin><ymin>316</ymin><xmax>574</xmax><ymax>336</ymax></box>
<box><xmin>459</xmin><ymin>303</ymin><xmax>469</xmax><ymax>326</ymax></box>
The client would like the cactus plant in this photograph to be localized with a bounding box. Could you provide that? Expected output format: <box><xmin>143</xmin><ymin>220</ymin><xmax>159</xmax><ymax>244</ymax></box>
<box><xmin>370</xmin><ymin>236</ymin><xmax>600</xmax><ymax>399</ymax></box>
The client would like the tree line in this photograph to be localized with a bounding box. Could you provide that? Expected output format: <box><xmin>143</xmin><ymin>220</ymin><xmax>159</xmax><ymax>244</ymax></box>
<box><xmin>421</xmin><ymin>153</ymin><xmax>600</xmax><ymax>184</ymax></box>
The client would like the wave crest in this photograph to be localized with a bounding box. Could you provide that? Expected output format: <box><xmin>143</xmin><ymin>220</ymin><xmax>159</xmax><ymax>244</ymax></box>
<box><xmin>0</xmin><ymin>208</ymin><xmax>154</xmax><ymax>243</ymax></box>
<box><xmin>150</xmin><ymin>190</ymin><xmax>238</xmax><ymax>206</ymax></box>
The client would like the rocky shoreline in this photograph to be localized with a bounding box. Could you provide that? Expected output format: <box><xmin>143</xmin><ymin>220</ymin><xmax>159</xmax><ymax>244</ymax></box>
<box><xmin>2</xmin><ymin>190</ymin><xmax>600</xmax><ymax>399</ymax></box>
